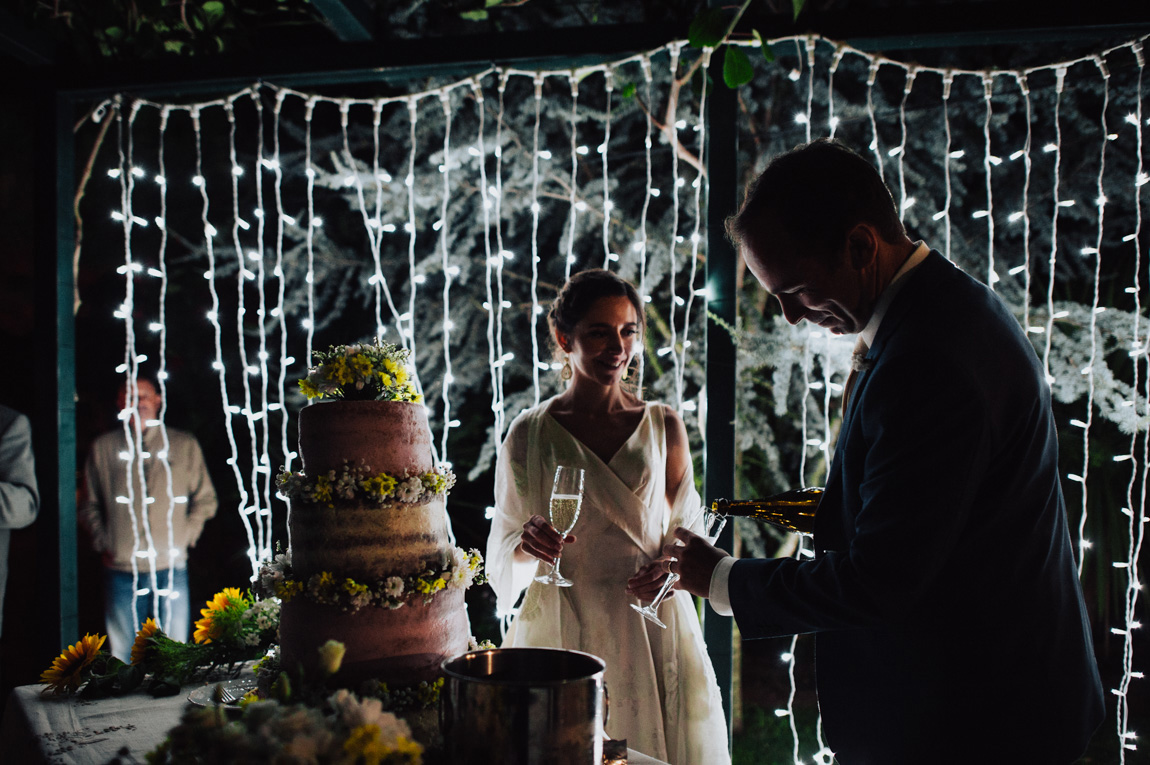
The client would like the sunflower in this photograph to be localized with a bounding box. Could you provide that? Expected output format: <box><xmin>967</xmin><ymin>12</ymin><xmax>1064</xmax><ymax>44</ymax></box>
<box><xmin>131</xmin><ymin>618</ymin><xmax>161</xmax><ymax>666</ymax></box>
<box><xmin>193</xmin><ymin>587</ymin><xmax>247</xmax><ymax>644</ymax></box>
<box><xmin>40</xmin><ymin>633</ymin><xmax>106</xmax><ymax>695</ymax></box>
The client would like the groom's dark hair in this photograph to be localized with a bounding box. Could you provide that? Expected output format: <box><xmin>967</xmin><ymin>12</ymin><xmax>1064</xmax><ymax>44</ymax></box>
<box><xmin>727</xmin><ymin>138</ymin><xmax>905</xmax><ymax>261</ymax></box>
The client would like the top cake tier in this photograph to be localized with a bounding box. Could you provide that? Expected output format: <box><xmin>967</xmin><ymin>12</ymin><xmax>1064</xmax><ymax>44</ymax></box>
<box><xmin>298</xmin><ymin>400</ymin><xmax>434</xmax><ymax>477</ymax></box>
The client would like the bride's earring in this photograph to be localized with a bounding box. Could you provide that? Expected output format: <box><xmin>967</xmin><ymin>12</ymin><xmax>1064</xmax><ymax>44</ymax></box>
<box><xmin>621</xmin><ymin>363</ymin><xmax>630</xmax><ymax>382</ymax></box>
<box><xmin>561</xmin><ymin>356</ymin><xmax>573</xmax><ymax>381</ymax></box>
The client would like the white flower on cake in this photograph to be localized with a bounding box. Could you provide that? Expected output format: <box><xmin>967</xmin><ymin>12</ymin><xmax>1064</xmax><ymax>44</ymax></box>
<box><xmin>395</xmin><ymin>476</ymin><xmax>424</xmax><ymax>502</ymax></box>
<box><xmin>385</xmin><ymin>576</ymin><xmax>405</xmax><ymax>599</ymax></box>
<box><xmin>259</xmin><ymin>552</ymin><xmax>290</xmax><ymax>593</ymax></box>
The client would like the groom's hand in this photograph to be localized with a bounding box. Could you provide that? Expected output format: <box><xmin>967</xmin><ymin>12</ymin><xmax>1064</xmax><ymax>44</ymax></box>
<box><xmin>665</xmin><ymin>527</ymin><xmax>729</xmax><ymax>599</ymax></box>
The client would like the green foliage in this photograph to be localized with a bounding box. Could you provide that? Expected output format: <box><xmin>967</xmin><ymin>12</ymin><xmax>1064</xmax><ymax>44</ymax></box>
<box><xmin>688</xmin><ymin>8</ymin><xmax>728</xmax><ymax>48</ymax></box>
<box><xmin>24</xmin><ymin>0</ymin><xmax>321</xmax><ymax>61</ymax></box>
<box><xmin>723</xmin><ymin>46</ymin><xmax>754</xmax><ymax>88</ymax></box>
<box><xmin>752</xmin><ymin>29</ymin><xmax>775</xmax><ymax>63</ymax></box>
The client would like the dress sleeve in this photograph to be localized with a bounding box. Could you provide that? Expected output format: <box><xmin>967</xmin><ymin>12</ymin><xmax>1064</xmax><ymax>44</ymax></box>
<box><xmin>663</xmin><ymin>404</ymin><xmax>704</xmax><ymax>543</ymax></box>
<box><xmin>666</xmin><ymin>458</ymin><xmax>704</xmax><ymax>541</ymax></box>
<box><xmin>485</xmin><ymin>413</ymin><xmax>539</xmax><ymax>617</ymax></box>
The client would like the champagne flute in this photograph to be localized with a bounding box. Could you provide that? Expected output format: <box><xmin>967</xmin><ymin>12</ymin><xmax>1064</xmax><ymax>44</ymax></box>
<box><xmin>534</xmin><ymin>465</ymin><xmax>585</xmax><ymax>587</ymax></box>
<box><xmin>631</xmin><ymin>505</ymin><xmax>726</xmax><ymax>628</ymax></box>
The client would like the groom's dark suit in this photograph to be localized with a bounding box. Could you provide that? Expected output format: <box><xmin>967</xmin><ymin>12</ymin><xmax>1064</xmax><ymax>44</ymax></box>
<box><xmin>728</xmin><ymin>251</ymin><xmax>1104</xmax><ymax>763</ymax></box>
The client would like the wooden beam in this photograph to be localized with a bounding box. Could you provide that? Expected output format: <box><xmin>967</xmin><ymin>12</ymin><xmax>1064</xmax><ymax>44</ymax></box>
<box><xmin>311</xmin><ymin>0</ymin><xmax>375</xmax><ymax>42</ymax></box>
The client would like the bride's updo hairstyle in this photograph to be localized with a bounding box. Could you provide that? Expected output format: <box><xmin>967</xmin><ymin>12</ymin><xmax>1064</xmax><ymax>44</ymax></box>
<box><xmin>547</xmin><ymin>269</ymin><xmax>646</xmax><ymax>353</ymax></box>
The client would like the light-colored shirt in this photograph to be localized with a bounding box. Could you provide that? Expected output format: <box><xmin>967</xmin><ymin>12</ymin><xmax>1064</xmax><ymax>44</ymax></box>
<box><xmin>81</xmin><ymin>424</ymin><xmax>217</xmax><ymax>573</ymax></box>
<box><xmin>708</xmin><ymin>241</ymin><xmax>931</xmax><ymax>614</ymax></box>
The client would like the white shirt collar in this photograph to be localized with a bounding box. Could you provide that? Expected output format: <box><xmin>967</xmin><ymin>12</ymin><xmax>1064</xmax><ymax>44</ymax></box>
<box><xmin>859</xmin><ymin>241</ymin><xmax>930</xmax><ymax>349</ymax></box>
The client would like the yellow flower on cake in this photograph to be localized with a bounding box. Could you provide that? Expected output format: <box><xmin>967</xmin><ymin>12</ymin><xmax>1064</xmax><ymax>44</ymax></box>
<box><xmin>314</xmin><ymin>474</ymin><xmax>334</xmax><ymax>505</ymax></box>
<box><xmin>131</xmin><ymin>617</ymin><xmax>161</xmax><ymax>666</ymax></box>
<box><xmin>276</xmin><ymin>579</ymin><xmax>303</xmax><ymax>601</ymax></box>
<box><xmin>298</xmin><ymin>377</ymin><xmax>323</xmax><ymax>399</ymax></box>
<box><xmin>40</xmin><ymin>633</ymin><xmax>106</xmax><ymax>695</ymax></box>
<box><xmin>361</xmin><ymin>472</ymin><xmax>397</xmax><ymax>500</ymax></box>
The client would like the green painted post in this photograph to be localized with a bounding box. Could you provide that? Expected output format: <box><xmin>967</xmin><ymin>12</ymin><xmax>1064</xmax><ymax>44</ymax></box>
<box><xmin>703</xmin><ymin>46</ymin><xmax>739</xmax><ymax>744</ymax></box>
<box><xmin>54</xmin><ymin>89</ymin><xmax>78</xmax><ymax>649</ymax></box>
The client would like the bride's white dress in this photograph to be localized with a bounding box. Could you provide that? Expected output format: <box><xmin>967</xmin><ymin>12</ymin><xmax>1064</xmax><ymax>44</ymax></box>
<box><xmin>485</xmin><ymin>398</ymin><xmax>731</xmax><ymax>765</ymax></box>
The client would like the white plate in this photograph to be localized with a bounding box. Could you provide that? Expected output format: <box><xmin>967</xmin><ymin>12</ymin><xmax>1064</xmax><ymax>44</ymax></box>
<box><xmin>187</xmin><ymin>679</ymin><xmax>256</xmax><ymax>708</ymax></box>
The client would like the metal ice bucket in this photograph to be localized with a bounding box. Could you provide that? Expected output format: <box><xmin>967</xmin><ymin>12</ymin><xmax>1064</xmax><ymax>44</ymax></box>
<box><xmin>441</xmin><ymin>647</ymin><xmax>608</xmax><ymax>765</ymax></box>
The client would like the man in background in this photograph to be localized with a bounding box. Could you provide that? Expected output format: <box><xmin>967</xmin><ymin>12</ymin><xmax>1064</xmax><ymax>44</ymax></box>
<box><xmin>80</xmin><ymin>374</ymin><xmax>217</xmax><ymax>660</ymax></box>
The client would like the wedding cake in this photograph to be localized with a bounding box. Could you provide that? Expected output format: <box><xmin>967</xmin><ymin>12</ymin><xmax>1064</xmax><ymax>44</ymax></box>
<box><xmin>264</xmin><ymin>343</ymin><xmax>482</xmax><ymax>691</ymax></box>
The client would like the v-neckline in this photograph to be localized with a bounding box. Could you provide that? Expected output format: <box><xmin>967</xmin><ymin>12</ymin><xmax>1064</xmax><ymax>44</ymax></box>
<box><xmin>544</xmin><ymin>400</ymin><xmax>649</xmax><ymax>469</ymax></box>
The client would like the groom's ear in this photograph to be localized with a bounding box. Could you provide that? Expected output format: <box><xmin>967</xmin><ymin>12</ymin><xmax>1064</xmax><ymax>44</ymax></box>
<box><xmin>846</xmin><ymin>223</ymin><xmax>879</xmax><ymax>272</ymax></box>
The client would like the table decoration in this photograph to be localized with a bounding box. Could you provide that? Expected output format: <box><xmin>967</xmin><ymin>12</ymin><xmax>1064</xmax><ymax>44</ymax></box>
<box><xmin>37</xmin><ymin>586</ymin><xmax>278</xmax><ymax>698</ymax></box>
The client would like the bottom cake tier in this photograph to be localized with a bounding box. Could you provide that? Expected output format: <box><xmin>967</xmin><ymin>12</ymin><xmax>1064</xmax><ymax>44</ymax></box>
<box><xmin>278</xmin><ymin>587</ymin><xmax>470</xmax><ymax>687</ymax></box>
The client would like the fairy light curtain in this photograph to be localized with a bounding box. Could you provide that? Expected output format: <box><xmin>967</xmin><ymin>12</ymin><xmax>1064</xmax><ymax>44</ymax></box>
<box><xmin>91</xmin><ymin>31</ymin><xmax>1147</xmax><ymax>762</ymax></box>
<box><xmin>92</xmin><ymin>43</ymin><xmax>707</xmax><ymax>628</ymax></box>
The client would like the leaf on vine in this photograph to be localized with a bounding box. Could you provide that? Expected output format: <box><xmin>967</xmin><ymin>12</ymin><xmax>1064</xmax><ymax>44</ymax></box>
<box><xmin>793</xmin><ymin>0</ymin><xmax>807</xmax><ymax>22</ymax></box>
<box><xmin>620</xmin><ymin>82</ymin><xmax>637</xmax><ymax>99</ymax></box>
<box><xmin>752</xmin><ymin>29</ymin><xmax>776</xmax><ymax>63</ymax></box>
<box><xmin>723</xmin><ymin>46</ymin><xmax>754</xmax><ymax>89</ymax></box>
<box><xmin>203</xmin><ymin>0</ymin><xmax>225</xmax><ymax>22</ymax></box>
<box><xmin>461</xmin><ymin>10</ymin><xmax>489</xmax><ymax>21</ymax></box>
<box><xmin>688</xmin><ymin>8</ymin><xmax>727</xmax><ymax>49</ymax></box>
<box><xmin>485</xmin><ymin>0</ymin><xmax>502</xmax><ymax>6</ymax></box>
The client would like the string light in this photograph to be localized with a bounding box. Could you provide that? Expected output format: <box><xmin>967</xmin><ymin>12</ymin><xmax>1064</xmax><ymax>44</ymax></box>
<box><xmin>601</xmin><ymin>69</ymin><xmax>614</xmax><ymax>270</ymax></box>
<box><xmin>438</xmin><ymin>89</ymin><xmax>454</xmax><ymax>471</ymax></box>
<box><xmin>530</xmin><ymin>73</ymin><xmax>545</xmax><ymax>406</ymax></box>
<box><xmin>665</xmin><ymin>42</ymin><xmax>683</xmax><ymax>408</ymax></box>
<box><xmin>981</xmin><ymin>72</ymin><xmax>997</xmax><ymax>288</ymax></box>
<box><xmin>565</xmin><ymin>71</ymin><xmax>580</xmax><ymax>281</ymax></box>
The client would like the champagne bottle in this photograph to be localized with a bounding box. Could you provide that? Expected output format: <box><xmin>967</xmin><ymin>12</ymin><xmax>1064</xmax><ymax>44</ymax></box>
<box><xmin>711</xmin><ymin>487</ymin><xmax>823</xmax><ymax>536</ymax></box>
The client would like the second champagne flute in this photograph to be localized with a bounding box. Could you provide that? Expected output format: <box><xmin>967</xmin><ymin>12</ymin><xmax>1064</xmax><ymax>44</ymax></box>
<box><xmin>631</xmin><ymin>506</ymin><xmax>726</xmax><ymax>628</ymax></box>
<box><xmin>534</xmin><ymin>465</ymin><xmax>585</xmax><ymax>587</ymax></box>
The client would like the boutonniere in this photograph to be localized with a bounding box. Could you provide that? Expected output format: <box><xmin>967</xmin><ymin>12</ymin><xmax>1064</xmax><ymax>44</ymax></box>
<box><xmin>851</xmin><ymin>348</ymin><xmax>874</xmax><ymax>372</ymax></box>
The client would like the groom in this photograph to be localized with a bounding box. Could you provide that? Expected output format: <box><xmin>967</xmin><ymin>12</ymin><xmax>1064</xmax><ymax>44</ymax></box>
<box><xmin>670</xmin><ymin>140</ymin><xmax>1105</xmax><ymax>763</ymax></box>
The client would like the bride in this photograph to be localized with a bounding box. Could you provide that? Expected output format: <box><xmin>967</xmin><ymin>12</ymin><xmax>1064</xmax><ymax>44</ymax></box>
<box><xmin>485</xmin><ymin>268</ymin><xmax>731</xmax><ymax>765</ymax></box>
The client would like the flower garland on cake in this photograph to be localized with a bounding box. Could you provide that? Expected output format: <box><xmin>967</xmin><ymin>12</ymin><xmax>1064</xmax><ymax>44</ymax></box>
<box><xmin>257</xmin><ymin>547</ymin><xmax>485</xmax><ymax>613</ymax></box>
<box><xmin>276</xmin><ymin>462</ymin><xmax>455</xmax><ymax>508</ymax></box>
<box><xmin>298</xmin><ymin>341</ymin><xmax>421</xmax><ymax>402</ymax></box>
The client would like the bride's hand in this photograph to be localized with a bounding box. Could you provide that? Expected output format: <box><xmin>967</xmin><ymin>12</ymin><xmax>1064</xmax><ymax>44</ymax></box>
<box><xmin>516</xmin><ymin>514</ymin><xmax>576</xmax><ymax>563</ymax></box>
<box><xmin>626</xmin><ymin>559</ymin><xmax>672</xmax><ymax>602</ymax></box>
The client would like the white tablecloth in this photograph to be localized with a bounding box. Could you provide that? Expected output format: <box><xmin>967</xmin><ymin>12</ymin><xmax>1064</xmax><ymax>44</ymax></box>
<box><xmin>1</xmin><ymin>682</ymin><xmax>667</xmax><ymax>764</ymax></box>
